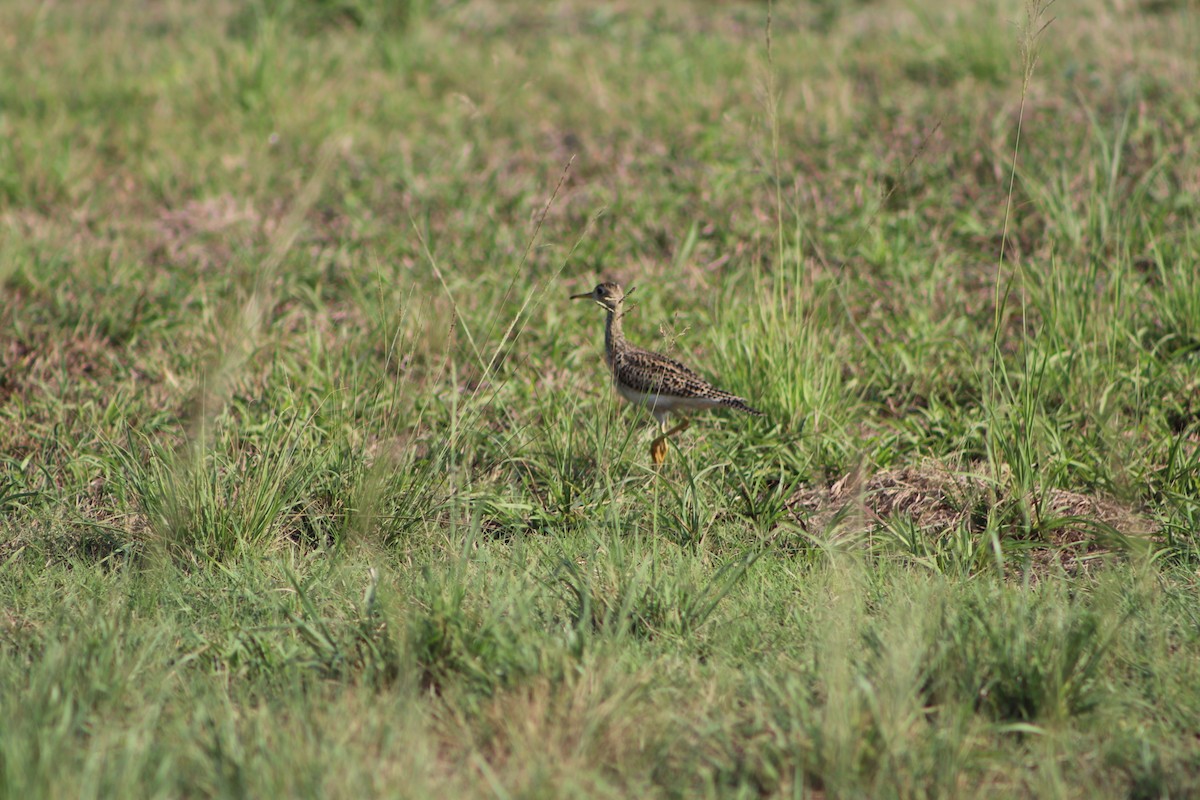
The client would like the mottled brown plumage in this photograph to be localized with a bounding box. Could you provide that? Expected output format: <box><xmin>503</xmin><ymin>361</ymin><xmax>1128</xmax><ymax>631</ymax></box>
<box><xmin>571</xmin><ymin>281</ymin><xmax>762</xmax><ymax>463</ymax></box>
<box><xmin>610</xmin><ymin>346</ymin><xmax>762</xmax><ymax>415</ymax></box>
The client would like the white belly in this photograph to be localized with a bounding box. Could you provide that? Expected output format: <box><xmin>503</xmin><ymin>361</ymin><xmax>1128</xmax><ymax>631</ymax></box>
<box><xmin>615</xmin><ymin>384</ymin><xmax>723</xmax><ymax>416</ymax></box>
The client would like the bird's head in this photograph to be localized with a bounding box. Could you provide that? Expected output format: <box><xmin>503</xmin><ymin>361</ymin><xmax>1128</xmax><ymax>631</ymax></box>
<box><xmin>570</xmin><ymin>281</ymin><xmax>629</xmax><ymax>312</ymax></box>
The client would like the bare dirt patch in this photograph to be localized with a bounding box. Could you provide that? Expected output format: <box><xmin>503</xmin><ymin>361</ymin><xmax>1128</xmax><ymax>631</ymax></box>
<box><xmin>153</xmin><ymin>194</ymin><xmax>261</xmax><ymax>271</ymax></box>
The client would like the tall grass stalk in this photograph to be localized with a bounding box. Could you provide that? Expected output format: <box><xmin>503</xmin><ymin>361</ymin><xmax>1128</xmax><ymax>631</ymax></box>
<box><xmin>983</xmin><ymin>0</ymin><xmax>1057</xmax><ymax>546</ymax></box>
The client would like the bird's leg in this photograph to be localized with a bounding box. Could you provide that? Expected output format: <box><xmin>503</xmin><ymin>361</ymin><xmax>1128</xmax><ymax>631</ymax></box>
<box><xmin>650</xmin><ymin>417</ymin><xmax>670</xmax><ymax>465</ymax></box>
<box><xmin>650</xmin><ymin>417</ymin><xmax>691</xmax><ymax>465</ymax></box>
<box><xmin>663</xmin><ymin>417</ymin><xmax>691</xmax><ymax>439</ymax></box>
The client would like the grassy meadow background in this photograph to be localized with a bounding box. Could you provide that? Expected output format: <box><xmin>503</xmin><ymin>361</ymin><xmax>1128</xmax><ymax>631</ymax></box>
<box><xmin>3</xmin><ymin>0</ymin><xmax>1200</xmax><ymax>796</ymax></box>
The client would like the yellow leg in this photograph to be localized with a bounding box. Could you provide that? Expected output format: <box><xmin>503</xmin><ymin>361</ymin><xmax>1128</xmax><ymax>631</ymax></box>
<box><xmin>650</xmin><ymin>436</ymin><xmax>668</xmax><ymax>465</ymax></box>
<box><xmin>649</xmin><ymin>418</ymin><xmax>691</xmax><ymax>465</ymax></box>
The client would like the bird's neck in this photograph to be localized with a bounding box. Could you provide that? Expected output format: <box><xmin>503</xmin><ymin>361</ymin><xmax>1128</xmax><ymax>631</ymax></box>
<box><xmin>604</xmin><ymin>304</ymin><xmax>626</xmax><ymax>364</ymax></box>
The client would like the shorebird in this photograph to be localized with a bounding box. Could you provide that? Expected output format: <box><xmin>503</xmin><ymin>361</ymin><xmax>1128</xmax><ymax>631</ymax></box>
<box><xmin>570</xmin><ymin>281</ymin><xmax>763</xmax><ymax>465</ymax></box>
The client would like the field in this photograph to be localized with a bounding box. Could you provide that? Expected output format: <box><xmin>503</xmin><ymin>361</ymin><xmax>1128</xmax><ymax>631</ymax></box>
<box><xmin>3</xmin><ymin>0</ymin><xmax>1200</xmax><ymax>796</ymax></box>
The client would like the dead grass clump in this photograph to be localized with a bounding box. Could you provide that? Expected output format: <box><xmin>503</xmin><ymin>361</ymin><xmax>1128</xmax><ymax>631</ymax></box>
<box><xmin>0</xmin><ymin>324</ymin><xmax>117</xmax><ymax>411</ymax></box>
<box><xmin>789</xmin><ymin>462</ymin><xmax>1156</xmax><ymax>545</ymax></box>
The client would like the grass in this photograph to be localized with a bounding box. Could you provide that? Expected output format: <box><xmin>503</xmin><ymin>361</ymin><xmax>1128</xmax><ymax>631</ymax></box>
<box><xmin>2</xmin><ymin>0</ymin><xmax>1200</xmax><ymax>795</ymax></box>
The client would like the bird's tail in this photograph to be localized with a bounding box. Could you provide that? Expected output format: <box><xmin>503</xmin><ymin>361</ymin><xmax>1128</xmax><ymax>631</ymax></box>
<box><xmin>721</xmin><ymin>395</ymin><xmax>765</xmax><ymax>417</ymax></box>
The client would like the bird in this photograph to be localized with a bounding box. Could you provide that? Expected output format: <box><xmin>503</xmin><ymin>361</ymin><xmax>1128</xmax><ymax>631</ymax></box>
<box><xmin>570</xmin><ymin>281</ymin><xmax>764</xmax><ymax>465</ymax></box>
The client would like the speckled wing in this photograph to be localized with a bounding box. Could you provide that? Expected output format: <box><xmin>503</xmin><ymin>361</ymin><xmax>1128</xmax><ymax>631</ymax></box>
<box><xmin>615</xmin><ymin>347</ymin><xmax>719</xmax><ymax>397</ymax></box>
<box><xmin>610</xmin><ymin>345</ymin><xmax>764</xmax><ymax>415</ymax></box>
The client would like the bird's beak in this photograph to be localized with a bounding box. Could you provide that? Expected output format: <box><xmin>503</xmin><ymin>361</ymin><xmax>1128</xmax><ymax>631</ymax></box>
<box><xmin>570</xmin><ymin>291</ymin><xmax>592</xmax><ymax>300</ymax></box>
